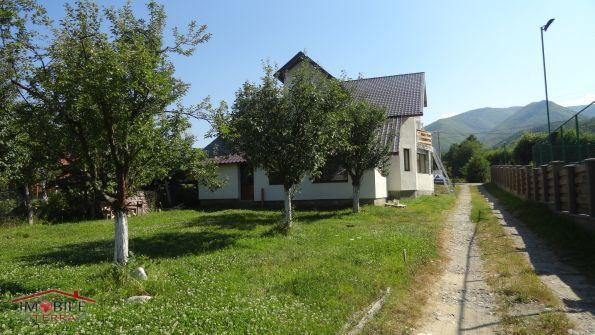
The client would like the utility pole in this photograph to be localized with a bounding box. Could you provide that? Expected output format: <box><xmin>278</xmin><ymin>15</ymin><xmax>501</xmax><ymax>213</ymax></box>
<box><xmin>540</xmin><ymin>18</ymin><xmax>555</xmax><ymax>139</ymax></box>
<box><xmin>435</xmin><ymin>131</ymin><xmax>441</xmax><ymax>156</ymax></box>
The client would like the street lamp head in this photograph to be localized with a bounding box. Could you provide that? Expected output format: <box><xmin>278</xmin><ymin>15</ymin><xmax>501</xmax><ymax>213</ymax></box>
<box><xmin>542</xmin><ymin>18</ymin><xmax>555</xmax><ymax>31</ymax></box>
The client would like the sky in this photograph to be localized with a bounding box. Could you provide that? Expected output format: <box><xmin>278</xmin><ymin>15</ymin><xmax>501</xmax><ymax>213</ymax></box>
<box><xmin>42</xmin><ymin>0</ymin><xmax>595</xmax><ymax>147</ymax></box>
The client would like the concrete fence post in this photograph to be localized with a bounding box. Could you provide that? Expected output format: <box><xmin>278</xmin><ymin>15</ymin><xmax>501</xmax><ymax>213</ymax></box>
<box><xmin>584</xmin><ymin>158</ymin><xmax>595</xmax><ymax>217</ymax></box>
<box><xmin>541</xmin><ymin>164</ymin><xmax>549</xmax><ymax>203</ymax></box>
<box><xmin>551</xmin><ymin>161</ymin><xmax>563</xmax><ymax>211</ymax></box>
<box><xmin>525</xmin><ymin>165</ymin><xmax>532</xmax><ymax>199</ymax></box>
<box><xmin>532</xmin><ymin>167</ymin><xmax>540</xmax><ymax>202</ymax></box>
<box><xmin>565</xmin><ymin>164</ymin><xmax>577</xmax><ymax>214</ymax></box>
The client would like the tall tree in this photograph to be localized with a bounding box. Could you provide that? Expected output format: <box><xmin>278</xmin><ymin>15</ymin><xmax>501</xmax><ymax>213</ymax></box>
<box><xmin>225</xmin><ymin>64</ymin><xmax>347</xmax><ymax>229</ymax></box>
<box><xmin>2</xmin><ymin>0</ymin><xmax>217</xmax><ymax>264</ymax></box>
<box><xmin>335</xmin><ymin>99</ymin><xmax>391</xmax><ymax>213</ymax></box>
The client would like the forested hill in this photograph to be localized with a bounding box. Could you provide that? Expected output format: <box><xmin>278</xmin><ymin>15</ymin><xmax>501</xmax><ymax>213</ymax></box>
<box><xmin>426</xmin><ymin>100</ymin><xmax>593</xmax><ymax>150</ymax></box>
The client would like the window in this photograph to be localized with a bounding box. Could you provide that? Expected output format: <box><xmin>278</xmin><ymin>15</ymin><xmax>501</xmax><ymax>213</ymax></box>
<box><xmin>267</xmin><ymin>171</ymin><xmax>284</xmax><ymax>185</ymax></box>
<box><xmin>417</xmin><ymin>150</ymin><xmax>429</xmax><ymax>174</ymax></box>
<box><xmin>313</xmin><ymin>161</ymin><xmax>348</xmax><ymax>183</ymax></box>
<box><xmin>403</xmin><ymin>148</ymin><xmax>411</xmax><ymax>171</ymax></box>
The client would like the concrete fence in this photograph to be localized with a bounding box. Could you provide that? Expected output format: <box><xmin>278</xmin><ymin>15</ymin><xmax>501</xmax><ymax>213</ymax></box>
<box><xmin>491</xmin><ymin>158</ymin><xmax>595</xmax><ymax>218</ymax></box>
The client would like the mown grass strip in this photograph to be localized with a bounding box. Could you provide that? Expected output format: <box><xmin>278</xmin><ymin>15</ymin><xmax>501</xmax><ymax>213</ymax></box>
<box><xmin>470</xmin><ymin>185</ymin><xmax>572</xmax><ymax>335</ymax></box>
<box><xmin>0</xmin><ymin>193</ymin><xmax>456</xmax><ymax>334</ymax></box>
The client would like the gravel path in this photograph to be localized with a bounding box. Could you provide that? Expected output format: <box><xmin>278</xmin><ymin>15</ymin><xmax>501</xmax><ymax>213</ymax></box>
<box><xmin>416</xmin><ymin>184</ymin><xmax>498</xmax><ymax>335</ymax></box>
<box><xmin>480</xmin><ymin>186</ymin><xmax>595</xmax><ymax>335</ymax></box>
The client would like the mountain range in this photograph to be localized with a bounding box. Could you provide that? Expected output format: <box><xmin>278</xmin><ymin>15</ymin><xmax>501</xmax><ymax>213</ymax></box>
<box><xmin>425</xmin><ymin>100</ymin><xmax>594</xmax><ymax>151</ymax></box>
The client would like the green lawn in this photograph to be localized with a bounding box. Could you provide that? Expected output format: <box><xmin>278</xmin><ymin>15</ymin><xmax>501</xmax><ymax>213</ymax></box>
<box><xmin>0</xmin><ymin>194</ymin><xmax>454</xmax><ymax>334</ymax></box>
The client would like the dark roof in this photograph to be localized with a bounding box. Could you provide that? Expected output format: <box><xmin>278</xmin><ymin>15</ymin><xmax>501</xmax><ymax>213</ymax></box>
<box><xmin>274</xmin><ymin>51</ymin><xmax>334</xmax><ymax>83</ymax></box>
<box><xmin>342</xmin><ymin>73</ymin><xmax>426</xmax><ymax>117</ymax></box>
<box><xmin>203</xmin><ymin>137</ymin><xmax>246</xmax><ymax>164</ymax></box>
<box><xmin>380</xmin><ymin>117</ymin><xmax>403</xmax><ymax>153</ymax></box>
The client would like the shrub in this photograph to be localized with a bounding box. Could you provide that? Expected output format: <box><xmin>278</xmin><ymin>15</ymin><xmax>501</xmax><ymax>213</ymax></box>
<box><xmin>463</xmin><ymin>154</ymin><xmax>490</xmax><ymax>182</ymax></box>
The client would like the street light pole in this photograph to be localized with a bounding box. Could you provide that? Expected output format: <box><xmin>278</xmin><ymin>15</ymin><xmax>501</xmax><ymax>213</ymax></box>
<box><xmin>540</xmin><ymin>18</ymin><xmax>555</xmax><ymax>140</ymax></box>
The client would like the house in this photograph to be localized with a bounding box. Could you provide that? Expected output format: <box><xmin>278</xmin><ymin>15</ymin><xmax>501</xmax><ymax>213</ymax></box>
<box><xmin>199</xmin><ymin>52</ymin><xmax>434</xmax><ymax>206</ymax></box>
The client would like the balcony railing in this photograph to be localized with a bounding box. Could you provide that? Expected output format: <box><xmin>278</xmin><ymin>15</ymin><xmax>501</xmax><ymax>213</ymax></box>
<box><xmin>417</xmin><ymin>129</ymin><xmax>432</xmax><ymax>146</ymax></box>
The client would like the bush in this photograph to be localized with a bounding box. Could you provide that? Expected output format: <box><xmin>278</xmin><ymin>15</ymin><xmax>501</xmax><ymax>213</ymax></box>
<box><xmin>463</xmin><ymin>154</ymin><xmax>490</xmax><ymax>182</ymax></box>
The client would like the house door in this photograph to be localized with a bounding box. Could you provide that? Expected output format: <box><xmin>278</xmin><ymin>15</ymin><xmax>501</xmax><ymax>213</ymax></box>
<box><xmin>239</xmin><ymin>164</ymin><xmax>254</xmax><ymax>201</ymax></box>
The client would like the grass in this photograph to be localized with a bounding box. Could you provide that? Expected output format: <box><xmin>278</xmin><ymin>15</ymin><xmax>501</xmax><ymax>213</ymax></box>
<box><xmin>469</xmin><ymin>185</ymin><xmax>572</xmax><ymax>335</ymax></box>
<box><xmin>483</xmin><ymin>183</ymin><xmax>595</xmax><ymax>280</ymax></box>
<box><xmin>0</xmin><ymin>193</ymin><xmax>455</xmax><ymax>334</ymax></box>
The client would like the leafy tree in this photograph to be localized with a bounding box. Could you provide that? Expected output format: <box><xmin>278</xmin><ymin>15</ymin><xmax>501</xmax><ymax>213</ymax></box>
<box><xmin>225</xmin><ymin>64</ymin><xmax>346</xmax><ymax>229</ymax></box>
<box><xmin>443</xmin><ymin>135</ymin><xmax>482</xmax><ymax>179</ymax></box>
<box><xmin>485</xmin><ymin>145</ymin><xmax>512</xmax><ymax>166</ymax></box>
<box><xmin>335</xmin><ymin>99</ymin><xmax>391</xmax><ymax>213</ymax></box>
<box><xmin>463</xmin><ymin>153</ymin><xmax>490</xmax><ymax>182</ymax></box>
<box><xmin>2</xmin><ymin>0</ymin><xmax>218</xmax><ymax>264</ymax></box>
<box><xmin>512</xmin><ymin>132</ymin><xmax>547</xmax><ymax>165</ymax></box>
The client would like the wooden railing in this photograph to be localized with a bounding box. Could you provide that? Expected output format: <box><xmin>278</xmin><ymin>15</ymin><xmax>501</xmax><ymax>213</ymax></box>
<box><xmin>491</xmin><ymin>159</ymin><xmax>595</xmax><ymax>217</ymax></box>
<box><xmin>417</xmin><ymin>129</ymin><xmax>432</xmax><ymax>146</ymax></box>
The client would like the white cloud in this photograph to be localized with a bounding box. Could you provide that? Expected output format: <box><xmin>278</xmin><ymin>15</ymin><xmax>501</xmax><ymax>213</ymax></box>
<box><xmin>437</xmin><ymin>112</ymin><xmax>459</xmax><ymax>119</ymax></box>
<box><xmin>560</xmin><ymin>93</ymin><xmax>595</xmax><ymax>107</ymax></box>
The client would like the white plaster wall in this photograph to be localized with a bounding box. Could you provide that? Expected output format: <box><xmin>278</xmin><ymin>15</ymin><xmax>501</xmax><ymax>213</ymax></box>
<box><xmin>199</xmin><ymin>164</ymin><xmax>240</xmax><ymax>200</ymax></box>
<box><xmin>254</xmin><ymin>168</ymin><xmax>384</xmax><ymax>201</ymax></box>
<box><xmin>398</xmin><ymin>117</ymin><xmax>418</xmax><ymax>191</ymax></box>
<box><xmin>374</xmin><ymin>169</ymin><xmax>388</xmax><ymax>198</ymax></box>
<box><xmin>417</xmin><ymin>173</ymin><xmax>435</xmax><ymax>191</ymax></box>
<box><xmin>417</xmin><ymin>149</ymin><xmax>434</xmax><ymax>192</ymax></box>
<box><xmin>386</xmin><ymin>154</ymin><xmax>401</xmax><ymax>191</ymax></box>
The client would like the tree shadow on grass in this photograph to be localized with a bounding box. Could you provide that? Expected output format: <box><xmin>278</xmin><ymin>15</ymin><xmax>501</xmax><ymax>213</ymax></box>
<box><xmin>187</xmin><ymin>211</ymin><xmax>280</xmax><ymax>230</ymax></box>
<box><xmin>0</xmin><ymin>280</ymin><xmax>31</xmax><ymax>296</ymax></box>
<box><xmin>187</xmin><ymin>210</ymin><xmax>345</xmax><ymax>231</ymax></box>
<box><xmin>21</xmin><ymin>230</ymin><xmax>238</xmax><ymax>266</ymax></box>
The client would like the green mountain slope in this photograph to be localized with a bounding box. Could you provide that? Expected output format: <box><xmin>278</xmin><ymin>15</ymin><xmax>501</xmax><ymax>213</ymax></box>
<box><xmin>480</xmin><ymin>101</ymin><xmax>576</xmax><ymax>147</ymax></box>
<box><xmin>426</xmin><ymin>100</ymin><xmax>582</xmax><ymax>150</ymax></box>
<box><xmin>426</xmin><ymin>106</ymin><xmax>520</xmax><ymax>150</ymax></box>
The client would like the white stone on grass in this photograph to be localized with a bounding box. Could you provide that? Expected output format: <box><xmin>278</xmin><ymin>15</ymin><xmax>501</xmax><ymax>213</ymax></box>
<box><xmin>126</xmin><ymin>295</ymin><xmax>152</xmax><ymax>303</ymax></box>
<box><xmin>131</xmin><ymin>267</ymin><xmax>148</xmax><ymax>280</ymax></box>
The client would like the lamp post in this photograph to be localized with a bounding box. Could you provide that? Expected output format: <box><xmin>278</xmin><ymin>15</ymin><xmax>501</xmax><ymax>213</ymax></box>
<box><xmin>540</xmin><ymin>18</ymin><xmax>555</xmax><ymax>139</ymax></box>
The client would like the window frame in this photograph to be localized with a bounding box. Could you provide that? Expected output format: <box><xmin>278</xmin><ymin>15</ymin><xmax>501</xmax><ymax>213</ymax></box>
<box><xmin>313</xmin><ymin>165</ymin><xmax>348</xmax><ymax>183</ymax></box>
<box><xmin>267</xmin><ymin>171</ymin><xmax>284</xmax><ymax>185</ymax></box>
<box><xmin>417</xmin><ymin>150</ymin><xmax>429</xmax><ymax>174</ymax></box>
<box><xmin>403</xmin><ymin>148</ymin><xmax>411</xmax><ymax>171</ymax></box>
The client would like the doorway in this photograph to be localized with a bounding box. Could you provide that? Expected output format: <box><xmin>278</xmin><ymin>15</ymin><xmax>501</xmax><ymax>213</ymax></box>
<box><xmin>239</xmin><ymin>164</ymin><xmax>254</xmax><ymax>201</ymax></box>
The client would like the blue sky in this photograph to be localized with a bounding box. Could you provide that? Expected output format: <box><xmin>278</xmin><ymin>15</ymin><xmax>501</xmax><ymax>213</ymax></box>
<box><xmin>42</xmin><ymin>0</ymin><xmax>595</xmax><ymax>147</ymax></box>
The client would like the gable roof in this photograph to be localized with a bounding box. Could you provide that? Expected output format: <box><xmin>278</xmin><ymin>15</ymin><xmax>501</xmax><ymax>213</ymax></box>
<box><xmin>341</xmin><ymin>73</ymin><xmax>426</xmax><ymax>118</ymax></box>
<box><xmin>274</xmin><ymin>51</ymin><xmax>334</xmax><ymax>83</ymax></box>
<box><xmin>203</xmin><ymin>137</ymin><xmax>246</xmax><ymax>164</ymax></box>
<box><xmin>204</xmin><ymin>53</ymin><xmax>427</xmax><ymax>160</ymax></box>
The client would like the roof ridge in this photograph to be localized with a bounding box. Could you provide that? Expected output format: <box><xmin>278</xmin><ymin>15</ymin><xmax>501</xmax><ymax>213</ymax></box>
<box><xmin>343</xmin><ymin>72</ymin><xmax>425</xmax><ymax>82</ymax></box>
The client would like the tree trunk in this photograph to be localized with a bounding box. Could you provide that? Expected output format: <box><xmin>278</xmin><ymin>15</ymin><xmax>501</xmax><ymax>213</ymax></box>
<box><xmin>114</xmin><ymin>209</ymin><xmax>129</xmax><ymax>264</ymax></box>
<box><xmin>24</xmin><ymin>183</ymin><xmax>34</xmax><ymax>225</ymax></box>
<box><xmin>283</xmin><ymin>188</ymin><xmax>293</xmax><ymax>229</ymax></box>
<box><xmin>40</xmin><ymin>180</ymin><xmax>49</xmax><ymax>203</ymax></box>
<box><xmin>114</xmin><ymin>171</ymin><xmax>129</xmax><ymax>265</ymax></box>
<box><xmin>164</xmin><ymin>180</ymin><xmax>172</xmax><ymax>207</ymax></box>
<box><xmin>352</xmin><ymin>182</ymin><xmax>361</xmax><ymax>213</ymax></box>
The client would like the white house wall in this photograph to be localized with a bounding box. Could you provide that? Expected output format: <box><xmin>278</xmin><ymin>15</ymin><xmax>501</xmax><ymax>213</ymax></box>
<box><xmin>198</xmin><ymin>164</ymin><xmax>240</xmax><ymax>200</ymax></box>
<box><xmin>254</xmin><ymin>168</ymin><xmax>385</xmax><ymax>202</ymax></box>
<box><xmin>386</xmin><ymin>116</ymin><xmax>434</xmax><ymax>195</ymax></box>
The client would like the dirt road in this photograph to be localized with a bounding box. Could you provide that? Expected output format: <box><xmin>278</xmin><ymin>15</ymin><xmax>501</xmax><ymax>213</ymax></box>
<box><xmin>415</xmin><ymin>184</ymin><xmax>498</xmax><ymax>335</ymax></box>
